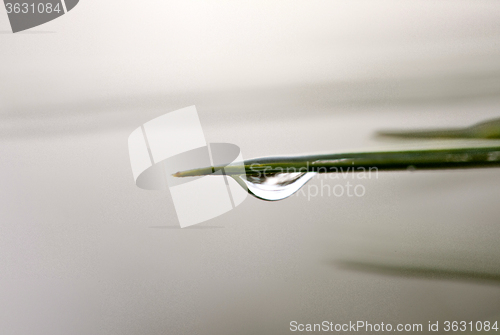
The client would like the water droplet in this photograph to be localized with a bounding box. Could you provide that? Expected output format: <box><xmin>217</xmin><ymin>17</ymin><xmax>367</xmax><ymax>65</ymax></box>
<box><xmin>312</xmin><ymin>158</ymin><xmax>351</xmax><ymax>165</ymax></box>
<box><xmin>231</xmin><ymin>172</ymin><xmax>317</xmax><ymax>201</ymax></box>
<box><xmin>407</xmin><ymin>165</ymin><xmax>416</xmax><ymax>172</ymax></box>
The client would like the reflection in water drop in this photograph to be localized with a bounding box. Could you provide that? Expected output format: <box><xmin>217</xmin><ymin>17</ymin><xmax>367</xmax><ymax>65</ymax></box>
<box><xmin>231</xmin><ymin>172</ymin><xmax>317</xmax><ymax>201</ymax></box>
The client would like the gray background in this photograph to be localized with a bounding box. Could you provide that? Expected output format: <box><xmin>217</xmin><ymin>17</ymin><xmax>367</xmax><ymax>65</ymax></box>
<box><xmin>1</xmin><ymin>1</ymin><xmax>500</xmax><ymax>334</ymax></box>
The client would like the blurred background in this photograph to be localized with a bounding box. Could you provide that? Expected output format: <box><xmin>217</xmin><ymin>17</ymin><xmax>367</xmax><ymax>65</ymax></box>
<box><xmin>1</xmin><ymin>1</ymin><xmax>500</xmax><ymax>334</ymax></box>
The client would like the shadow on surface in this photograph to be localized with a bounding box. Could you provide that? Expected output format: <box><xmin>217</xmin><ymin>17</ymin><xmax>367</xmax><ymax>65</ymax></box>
<box><xmin>2</xmin><ymin>70</ymin><xmax>500</xmax><ymax>139</ymax></box>
<box><xmin>149</xmin><ymin>225</ymin><xmax>224</xmax><ymax>229</ymax></box>
<box><xmin>334</xmin><ymin>260</ymin><xmax>500</xmax><ymax>286</ymax></box>
<box><xmin>0</xmin><ymin>31</ymin><xmax>56</xmax><ymax>34</ymax></box>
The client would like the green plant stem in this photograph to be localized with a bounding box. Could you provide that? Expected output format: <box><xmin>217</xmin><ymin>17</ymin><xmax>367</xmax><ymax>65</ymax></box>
<box><xmin>377</xmin><ymin>117</ymin><xmax>500</xmax><ymax>139</ymax></box>
<box><xmin>174</xmin><ymin>146</ymin><xmax>500</xmax><ymax>177</ymax></box>
<box><xmin>173</xmin><ymin>145</ymin><xmax>500</xmax><ymax>177</ymax></box>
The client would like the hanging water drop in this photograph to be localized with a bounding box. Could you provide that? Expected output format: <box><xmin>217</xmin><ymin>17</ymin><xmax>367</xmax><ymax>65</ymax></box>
<box><xmin>231</xmin><ymin>172</ymin><xmax>317</xmax><ymax>201</ymax></box>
